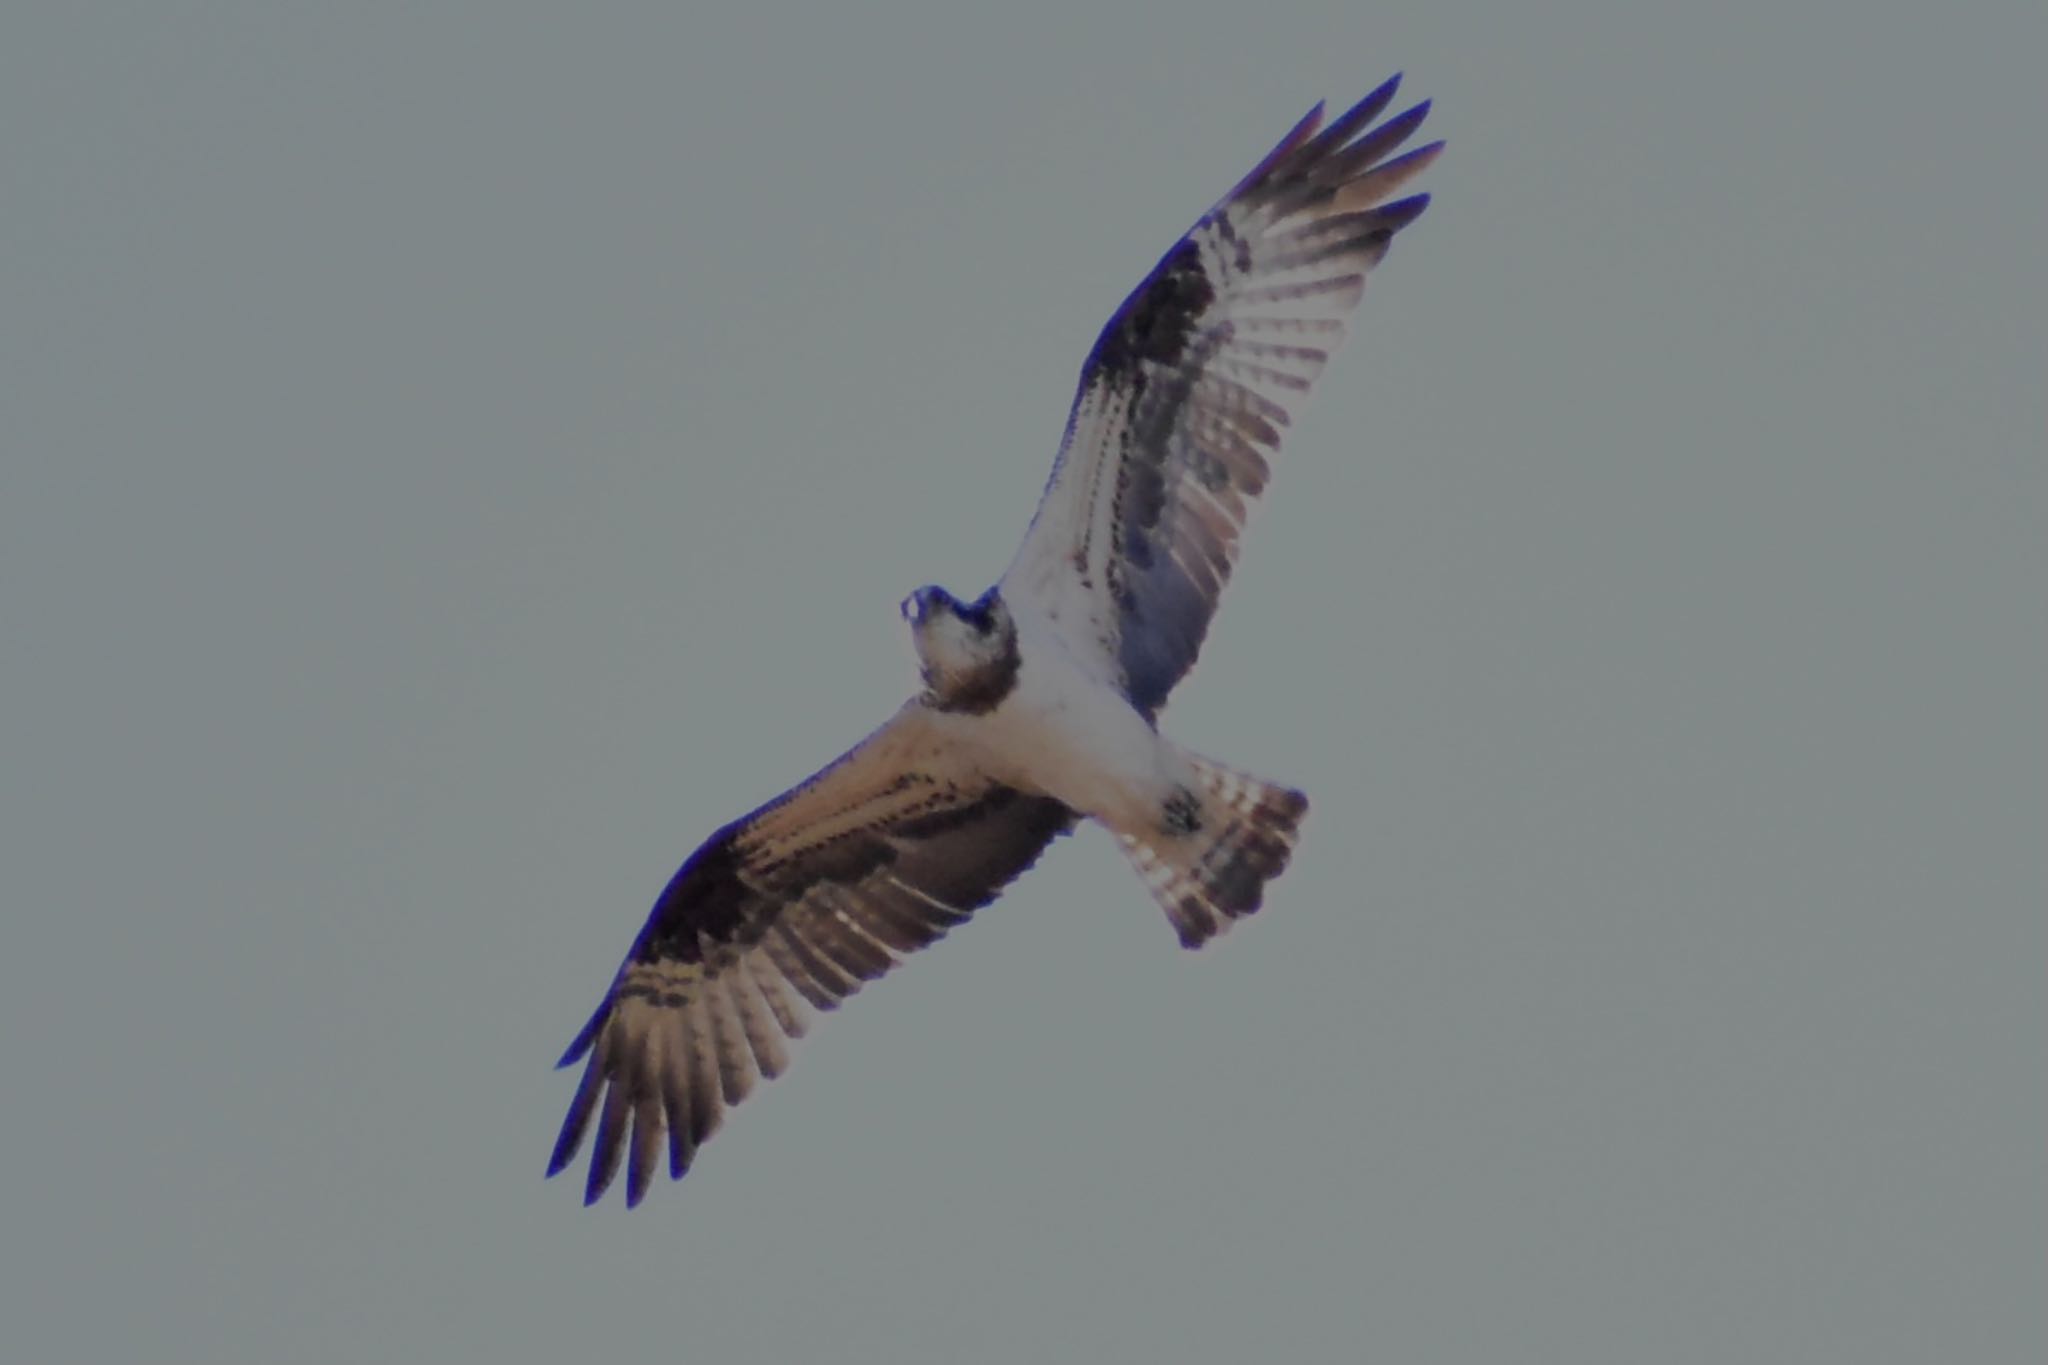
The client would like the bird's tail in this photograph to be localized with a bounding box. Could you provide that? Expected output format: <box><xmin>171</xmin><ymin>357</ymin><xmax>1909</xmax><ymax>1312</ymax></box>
<box><xmin>1115</xmin><ymin>754</ymin><xmax>1308</xmax><ymax>948</ymax></box>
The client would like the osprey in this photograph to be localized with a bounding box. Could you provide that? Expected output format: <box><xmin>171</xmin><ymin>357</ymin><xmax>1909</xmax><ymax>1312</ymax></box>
<box><xmin>550</xmin><ymin>75</ymin><xmax>1440</xmax><ymax>1206</ymax></box>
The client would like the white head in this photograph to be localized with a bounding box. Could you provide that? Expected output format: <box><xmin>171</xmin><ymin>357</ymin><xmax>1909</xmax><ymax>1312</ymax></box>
<box><xmin>900</xmin><ymin>586</ymin><xmax>1019</xmax><ymax>713</ymax></box>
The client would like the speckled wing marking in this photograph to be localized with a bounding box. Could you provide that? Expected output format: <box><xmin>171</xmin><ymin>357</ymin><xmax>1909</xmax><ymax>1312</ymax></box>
<box><xmin>548</xmin><ymin>702</ymin><xmax>1075</xmax><ymax>1207</ymax></box>
<box><xmin>1001</xmin><ymin>74</ymin><xmax>1441</xmax><ymax>716</ymax></box>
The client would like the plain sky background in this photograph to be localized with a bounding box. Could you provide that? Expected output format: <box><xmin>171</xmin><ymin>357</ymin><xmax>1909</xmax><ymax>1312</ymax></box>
<box><xmin>3</xmin><ymin>3</ymin><xmax>2042</xmax><ymax>1361</ymax></box>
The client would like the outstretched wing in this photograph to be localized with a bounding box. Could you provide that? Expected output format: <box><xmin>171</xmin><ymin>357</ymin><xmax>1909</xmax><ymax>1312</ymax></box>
<box><xmin>1001</xmin><ymin>75</ymin><xmax>1440</xmax><ymax>715</ymax></box>
<box><xmin>549</xmin><ymin>703</ymin><xmax>1074</xmax><ymax>1207</ymax></box>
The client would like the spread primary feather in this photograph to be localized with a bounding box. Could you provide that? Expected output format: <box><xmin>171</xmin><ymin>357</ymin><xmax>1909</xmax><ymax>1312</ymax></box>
<box><xmin>550</xmin><ymin>75</ymin><xmax>1440</xmax><ymax>1206</ymax></box>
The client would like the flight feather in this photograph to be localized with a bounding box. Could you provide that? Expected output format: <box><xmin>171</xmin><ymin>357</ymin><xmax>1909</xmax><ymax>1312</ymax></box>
<box><xmin>1002</xmin><ymin>74</ymin><xmax>1441</xmax><ymax>714</ymax></box>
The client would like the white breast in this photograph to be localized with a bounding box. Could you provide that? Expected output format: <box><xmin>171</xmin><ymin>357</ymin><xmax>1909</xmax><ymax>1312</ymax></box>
<box><xmin>960</xmin><ymin>611</ymin><xmax>1177</xmax><ymax>827</ymax></box>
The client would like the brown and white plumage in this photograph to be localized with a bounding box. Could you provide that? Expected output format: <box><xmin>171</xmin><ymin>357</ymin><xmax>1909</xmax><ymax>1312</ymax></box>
<box><xmin>551</xmin><ymin>78</ymin><xmax>1437</xmax><ymax>1206</ymax></box>
<box><xmin>1004</xmin><ymin>73</ymin><xmax>1440</xmax><ymax>714</ymax></box>
<box><xmin>549</xmin><ymin>703</ymin><xmax>1072</xmax><ymax>1207</ymax></box>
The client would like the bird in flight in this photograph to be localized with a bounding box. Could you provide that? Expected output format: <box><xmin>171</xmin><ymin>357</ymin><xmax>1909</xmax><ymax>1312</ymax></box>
<box><xmin>550</xmin><ymin>74</ymin><xmax>1440</xmax><ymax>1206</ymax></box>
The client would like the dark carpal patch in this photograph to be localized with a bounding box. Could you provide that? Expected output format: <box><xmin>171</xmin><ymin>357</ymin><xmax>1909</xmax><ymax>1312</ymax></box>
<box><xmin>635</xmin><ymin>824</ymin><xmax>757</xmax><ymax>965</ymax></box>
<box><xmin>1087</xmin><ymin>238</ymin><xmax>1216</xmax><ymax>381</ymax></box>
<box><xmin>553</xmin><ymin>78</ymin><xmax>1439</xmax><ymax>1207</ymax></box>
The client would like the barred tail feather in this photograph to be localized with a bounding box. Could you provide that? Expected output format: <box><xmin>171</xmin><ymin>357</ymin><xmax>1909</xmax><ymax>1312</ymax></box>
<box><xmin>1116</xmin><ymin>756</ymin><xmax>1308</xmax><ymax>948</ymax></box>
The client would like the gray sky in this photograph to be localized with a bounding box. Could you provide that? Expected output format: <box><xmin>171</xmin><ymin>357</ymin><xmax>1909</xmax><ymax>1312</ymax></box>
<box><xmin>4</xmin><ymin>3</ymin><xmax>2042</xmax><ymax>1362</ymax></box>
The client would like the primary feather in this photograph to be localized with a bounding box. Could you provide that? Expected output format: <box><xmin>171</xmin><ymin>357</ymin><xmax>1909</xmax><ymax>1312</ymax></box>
<box><xmin>551</xmin><ymin>78</ymin><xmax>1438</xmax><ymax>1206</ymax></box>
<box><xmin>1003</xmin><ymin>74</ymin><xmax>1440</xmax><ymax>712</ymax></box>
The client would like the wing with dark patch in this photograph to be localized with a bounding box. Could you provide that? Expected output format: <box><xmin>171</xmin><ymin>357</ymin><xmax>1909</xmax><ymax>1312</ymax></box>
<box><xmin>1002</xmin><ymin>75</ymin><xmax>1441</xmax><ymax>715</ymax></box>
<box><xmin>548</xmin><ymin>703</ymin><xmax>1074</xmax><ymax>1207</ymax></box>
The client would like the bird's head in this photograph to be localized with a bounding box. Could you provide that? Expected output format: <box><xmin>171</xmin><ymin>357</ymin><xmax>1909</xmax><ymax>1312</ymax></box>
<box><xmin>900</xmin><ymin>586</ymin><xmax>1018</xmax><ymax>711</ymax></box>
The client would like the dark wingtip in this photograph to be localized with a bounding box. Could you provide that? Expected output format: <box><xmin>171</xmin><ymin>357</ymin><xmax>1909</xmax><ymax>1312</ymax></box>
<box><xmin>1376</xmin><ymin>192</ymin><xmax>1432</xmax><ymax>233</ymax></box>
<box><xmin>545</xmin><ymin>1127</ymin><xmax>578</xmax><ymax>1181</ymax></box>
<box><xmin>548</xmin><ymin>1037</ymin><xmax>606</xmax><ymax>1191</ymax></box>
<box><xmin>1222</xmin><ymin>101</ymin><xmax>1327</xmax><ymax>205</ymax></box>
<box><xmin>1377</xmin><ymin>100</ymin><xmax>1433</xmax><ymax>149</ymax></box>
<box><xmin>555</xmin><ymin>998</ymin><xmax>610</xmax><ymax>1069</ymax></box>
<box><xmin>1342</xmin><ymin>72</ymin><xmax>1404</xmax><ymax>130</ymax></box>
<box><xmin>583</xmin><ymin>1157</ymin><xmax>614</xmax><ymax>1207</ymax></box>
<box><xmin>547</xmin><ymin>1077</ymin><xmax>598</xmax><ymax>1184</ymax></box>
